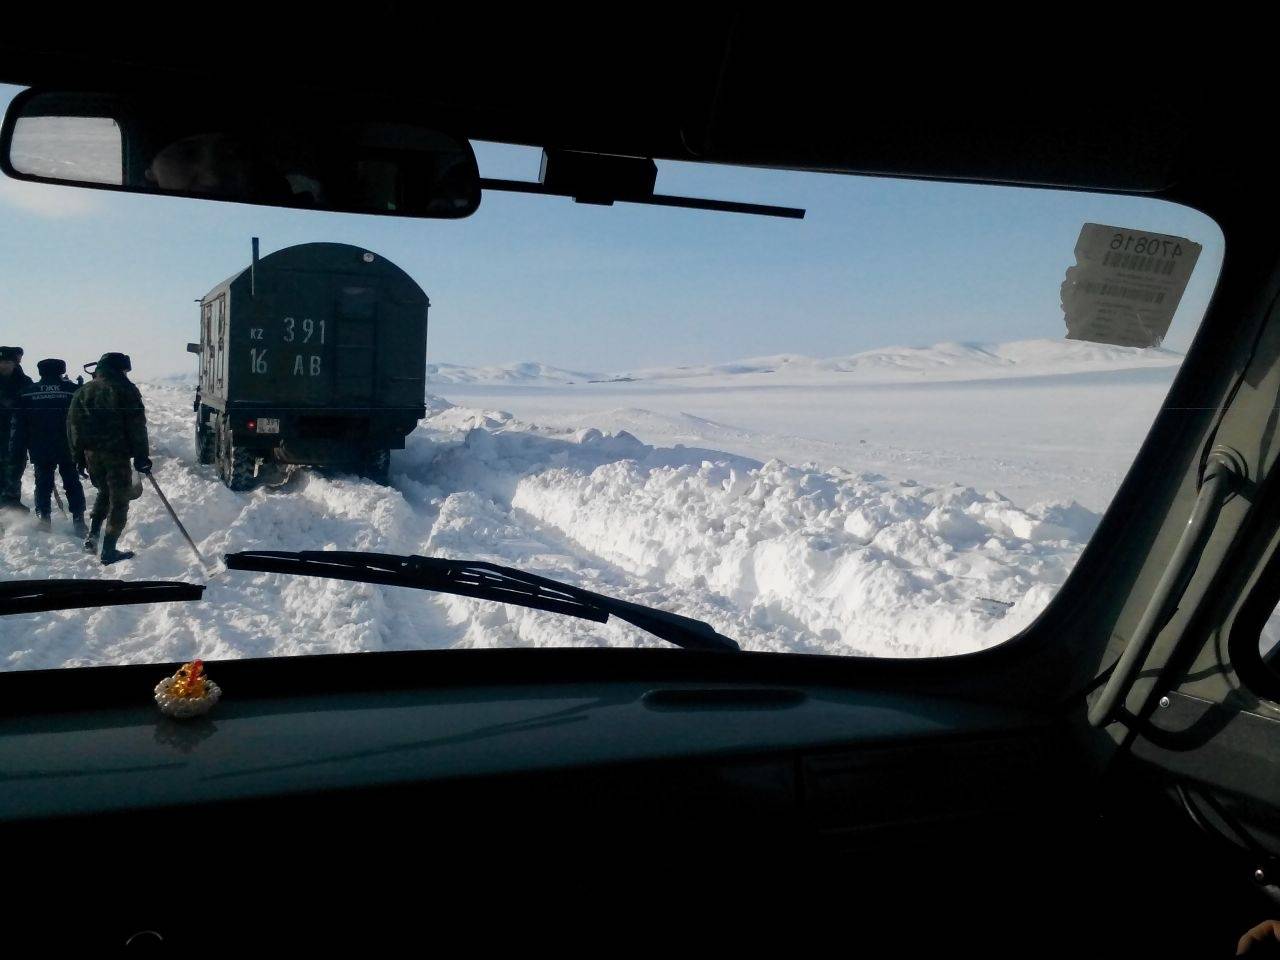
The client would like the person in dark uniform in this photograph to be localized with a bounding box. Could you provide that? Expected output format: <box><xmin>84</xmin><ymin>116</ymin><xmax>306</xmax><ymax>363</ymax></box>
<box><xmin>10</xmin><ymin>358</ymin><xmax>87</xmax><ymax>535</ymax></box>
<box><xmin>0</xmin><ymin>345</ymin><xmax>33</xmax><ymax>510</ymax></box>
<box><xmin>67</xmin><ymin>353</ymin><xmax>151</xmax><ymax>564</ymax></box>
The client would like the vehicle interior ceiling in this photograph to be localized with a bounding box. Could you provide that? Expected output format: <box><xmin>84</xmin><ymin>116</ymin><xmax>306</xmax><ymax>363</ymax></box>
<box><xmin>3</xmin><ymin>16</ymin><xmax>1280</xmax><ymax>948</ymax></box>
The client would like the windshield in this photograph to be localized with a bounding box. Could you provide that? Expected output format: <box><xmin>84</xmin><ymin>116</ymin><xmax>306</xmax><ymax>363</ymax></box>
<box><xmin>0</xmin><ymin>83</ymin><xmax>1224</xmax><ymax>669</ymax></box>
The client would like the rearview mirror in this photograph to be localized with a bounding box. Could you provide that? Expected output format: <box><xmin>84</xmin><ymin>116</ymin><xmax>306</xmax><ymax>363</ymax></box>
<box><xmin>0</xmin><ymin>89</ymin><xmax>481</xmax><ymax>219</ymax></box>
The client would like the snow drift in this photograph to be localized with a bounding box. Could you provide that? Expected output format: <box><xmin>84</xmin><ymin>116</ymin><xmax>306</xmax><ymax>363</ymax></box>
<box><xmin>0</xmin><ymin>377</ymin><xmax>1104</xmax><ymax>670</ymax></box>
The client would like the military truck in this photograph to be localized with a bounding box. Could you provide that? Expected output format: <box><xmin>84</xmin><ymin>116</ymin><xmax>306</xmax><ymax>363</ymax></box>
<box><xmin>189</xmin><ymin>241</ymin><xmax>429</xmax><ymax>489</ymax></box>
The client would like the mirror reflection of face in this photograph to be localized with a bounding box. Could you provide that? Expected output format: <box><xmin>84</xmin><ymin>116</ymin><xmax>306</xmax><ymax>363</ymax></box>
<box><xmin>146</xmin><ymin>133</ymin><xmax>253</xmax><ymax>195</ymax></box>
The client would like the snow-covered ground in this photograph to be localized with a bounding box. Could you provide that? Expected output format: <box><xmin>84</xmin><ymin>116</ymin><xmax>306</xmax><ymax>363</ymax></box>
<box><xmin>0</xmin><ymin>339</ymin><xmax>1186</xmax><ymax>670</ymax></box>
<box><xmin>430</xmin><ymin>339</ymin><xmax>1183</xmax><ymax>511</ymax></box>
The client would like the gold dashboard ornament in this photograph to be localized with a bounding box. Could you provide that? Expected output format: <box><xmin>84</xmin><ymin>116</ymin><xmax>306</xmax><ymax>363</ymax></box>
<box><xmin>154</xmin><ymin>659</ymin><xmax>222</xmax><ymax>718</ymax></box>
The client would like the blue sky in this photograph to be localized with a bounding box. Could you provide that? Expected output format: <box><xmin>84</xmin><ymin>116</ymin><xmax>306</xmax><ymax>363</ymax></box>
<box><xmin>0</xmin><ymin>83</ymin><xmax>1223</xmax><ymax>377</ymax></box>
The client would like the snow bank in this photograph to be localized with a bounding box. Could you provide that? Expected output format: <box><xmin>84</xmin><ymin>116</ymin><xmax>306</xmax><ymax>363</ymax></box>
<box><xmin>0</xmin><ymin>381</ymin><xmax>1100</xmax><ymax>669</ymax></box>
<box><xmin>412</xmin><ymin>403</ymin><xmax>1095</xmax><ymax>657</ymax></box>
<box><xmin>507</xmin><ymin>458</ymin><xmax>1088</xmax><ymax>657</ymax></box>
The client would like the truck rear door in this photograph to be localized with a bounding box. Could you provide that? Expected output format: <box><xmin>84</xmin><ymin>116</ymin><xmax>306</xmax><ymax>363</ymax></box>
<box><xmin>245</xmin><ymin>273</ymin><xmax>336</xmax><ymax>405</ymax></box>
<box><xmin>335</xmin><ymin>283</ymin><xmax>377</xmax><ymax>405</ymax></box>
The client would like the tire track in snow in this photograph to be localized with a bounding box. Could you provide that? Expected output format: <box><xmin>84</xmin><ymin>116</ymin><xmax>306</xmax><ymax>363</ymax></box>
<box><xmin>1</xmin><ymin>385</ymin><xmax>458</xmax><ymax>667</ymax></box>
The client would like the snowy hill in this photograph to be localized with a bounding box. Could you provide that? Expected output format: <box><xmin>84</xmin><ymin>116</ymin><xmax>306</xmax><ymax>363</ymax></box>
<box><xmin>427</xmin><ymin>361</ymin><xmax>602</xmax><ymax>385</ymax></box>
<box><xmin>629</xmin><ymin>339</ymin><xmax>1181</xmax><ymax>383</ymax></box>
<box><xmin>428</xmin><ymin>339</ymin><xmax>1181</xmax><ymax>387</ymax></box>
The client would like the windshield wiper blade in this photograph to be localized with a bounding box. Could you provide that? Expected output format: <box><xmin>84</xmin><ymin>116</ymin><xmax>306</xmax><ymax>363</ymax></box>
<box><xmin>224</xmin><ymin>550</ymin><xmax>740</xmax><ymax>653</ymax></box>
<box><xmin>0</xmin><ymin>579</ymin><xmax>205</xmax><ymax>616</ymax></box>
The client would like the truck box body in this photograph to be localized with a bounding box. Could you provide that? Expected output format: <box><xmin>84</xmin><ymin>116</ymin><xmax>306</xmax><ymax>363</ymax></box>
<box><xmin>195</xmin><ymin>242</ymin><xmax>429</xmax><ymax>469</ymax></box>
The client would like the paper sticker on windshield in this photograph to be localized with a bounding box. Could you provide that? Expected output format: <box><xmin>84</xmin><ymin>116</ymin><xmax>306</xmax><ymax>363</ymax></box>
<box><xmin>1060</xmin><ymin>224</ymin><xmax>1201</xmax><ymax>348</ymax></box>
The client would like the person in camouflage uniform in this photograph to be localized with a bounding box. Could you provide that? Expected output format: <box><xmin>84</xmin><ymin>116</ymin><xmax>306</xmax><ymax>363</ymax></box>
<box><xmin>67</xmin><ymin>352</ymin><xmax>152</xmax><ymax>564</ymax></box>
<box><xmin>0</xmin><ymin>345</ymin><xmax>33</xmax><ymax>510</ymax></box>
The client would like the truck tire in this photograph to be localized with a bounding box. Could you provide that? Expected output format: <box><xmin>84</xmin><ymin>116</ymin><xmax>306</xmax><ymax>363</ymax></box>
<box><xmin>361</xmin><ymin>449</ymin><xmax>391</xmax><ymax>485</ymax></box>
<box><xmin>218</xmin><ymin>418</ymin><xmax>256</xmax><ymax>492</ymax></box>
<box><xmin>196</xmin><ymin>425</ymin><xmax>216</xmax><ymax>466</ymax></box>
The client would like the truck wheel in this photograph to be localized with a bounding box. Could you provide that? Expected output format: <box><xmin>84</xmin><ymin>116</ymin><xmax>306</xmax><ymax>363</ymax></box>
<box><xmin>361</xmin><ymin>449</ymin><xmax>391</xmax><ymax>485</ymax></box>
<box><xmin>218</xmin><ymin>419</ymin><xmax>256</xmax><ymax>492</ymax></box>
<box><xmin>196</xmin><ymin>425</ymin><xmax>216</xmax><ymax>466</ymax></box>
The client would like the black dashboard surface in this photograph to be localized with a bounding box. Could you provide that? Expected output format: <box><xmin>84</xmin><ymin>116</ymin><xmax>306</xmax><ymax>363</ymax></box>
<box><xmin>0</xmin><ymin>674</ymin><xmax>1087</xmax><ymax>949</ymax></box>
<box><xmin>0</xmin><ymin>679</ymin><xmax>1052</xmax><ymax>822</ymax></box>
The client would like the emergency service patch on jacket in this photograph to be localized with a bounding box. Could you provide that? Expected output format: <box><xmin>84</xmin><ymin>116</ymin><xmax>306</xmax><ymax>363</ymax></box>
<box><xmin>10</xmin><ymin>378</ymin><xmax>78</xmax><ymax>463</ymax></box>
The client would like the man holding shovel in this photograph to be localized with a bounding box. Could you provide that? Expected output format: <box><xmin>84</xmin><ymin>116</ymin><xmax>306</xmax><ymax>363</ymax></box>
<box><xmin>67</xmin><ymin>352</ymin><xmax>150</xmax><ymax>565</ymax></box>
